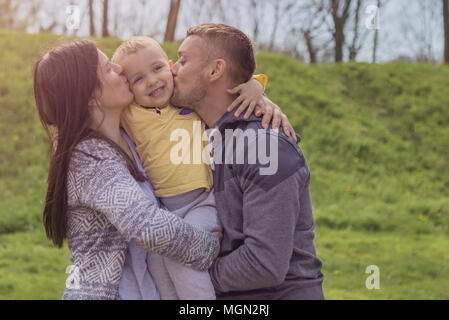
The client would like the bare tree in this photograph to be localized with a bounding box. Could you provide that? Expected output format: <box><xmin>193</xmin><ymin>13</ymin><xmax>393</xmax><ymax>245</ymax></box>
<box><xmin>0</xmin><ymin>0</ymin><xmax>44</xmax><ymax>30</ymax></box>
<box><xmin>249</xmin><ymin>0</ymin><xmax>267</xmax><ymax>44</ymax></box>
<box><xmin>302</xmin><ymin>29</ymin><xmax>319</xmax><ymax>63</ymax></box>
<box><xmin>347</xmin><ymin>0</ymin><xmax>364</xmax><ymax>61</ymax></box>
<box><xmin>444</xmin><ymin>0</ymin><xmax>449</xmax><ymax>64</ymax></box>
<box><xmin>89</xmin><ymin>0</ymin><xmax>95</xmax><ymax>36</ymax></box>
<box><xmin>328</xmin><ymin>0</ymin><xmax>352</xmax><ymax>63</ymax></box>
<box><xmin>32</xmin><ymin>0</ymin><xmax>66</xmax><ymax>34</ymax></box>
<box><xmin>299</xmin><ymin>3</ymin><xmax>328</xmax><ymax>64</ymax></box>
<box><xmin>269</xmin><ymin>0</ymin><xmax>281</xmax><ymax>50</ymax></box>
<box><xmin>372</xmin><ymin>0</ymin><xmax>380</xmax><ymax>63</ymax></box>
<box><xmin>179</xmin><ymin>0</ymin><xmax>215</xmax><ymax>29</ymax></box>
<box><xmin>268</xmin><ymin>0</ymin><xmax>295</xmax><ymax>51</ymax></box>
<box><xmin>0</xmin><ymin>0</ymin><xmax>18</xmax><ymax>28</ymax></box>
<box><xmin>102</xmin><ymin>0</ymin><xmax>109</xmax><ymax>37</ymax></box>
<box><xmin>283</xmin><ymin>0</ymin><xmax>332</xmax><ymax>64</ymax></box>
<box><xmin>398</xmin><ymin>0</ymin><xmax>441</xmax><ymax>62</ymax></box>
<box><xmin>164</xmin><ymin>0</ymin><xmax>181</xmax><ymax>42</ymax></box>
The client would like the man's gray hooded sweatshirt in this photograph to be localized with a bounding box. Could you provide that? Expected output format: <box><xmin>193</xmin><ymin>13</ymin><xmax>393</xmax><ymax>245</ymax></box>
<box><xmin>208</xmin><ymin>111</ymin><xmax>324</xmax><ymax>300</ymax></box>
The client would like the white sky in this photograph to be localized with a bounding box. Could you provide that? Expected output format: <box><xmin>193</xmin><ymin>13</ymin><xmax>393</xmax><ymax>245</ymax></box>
<box><xmin>24</xmin><ymin>0</ymin><xmax>446</xmax><ymax>63</ymax></box>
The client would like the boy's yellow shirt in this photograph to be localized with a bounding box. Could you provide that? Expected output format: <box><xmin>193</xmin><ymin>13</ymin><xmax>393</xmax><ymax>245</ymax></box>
<box><xmin>121</xmin><ymin>103</ymin><xmax>213</xmax><ymax>197</ymax></box>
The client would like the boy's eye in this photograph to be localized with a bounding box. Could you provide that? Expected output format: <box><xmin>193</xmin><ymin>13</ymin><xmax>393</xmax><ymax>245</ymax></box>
<box><xmin>154</xmin><ymin>65</ymin><xmax>163</xmax><ymax>71</ymax></box>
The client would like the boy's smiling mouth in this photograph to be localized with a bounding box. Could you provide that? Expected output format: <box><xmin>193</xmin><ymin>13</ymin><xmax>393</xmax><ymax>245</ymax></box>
<box><xmin>148</xmin><ymin>86</ymin><xmax>165</xmax><ymax>97</ymax></box>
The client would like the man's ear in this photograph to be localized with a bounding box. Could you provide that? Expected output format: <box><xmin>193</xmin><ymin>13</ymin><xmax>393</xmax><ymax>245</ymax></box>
<box><xmin>208</xmin><ymin>59</ymin><xmax>226</xmax><ymax>83</ymax></box>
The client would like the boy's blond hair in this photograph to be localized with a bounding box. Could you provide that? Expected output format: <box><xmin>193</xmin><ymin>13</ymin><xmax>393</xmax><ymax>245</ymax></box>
<box><xmin>112</xmin><ymin>36</ymin><xmax>167</xmax><ymax>63</ymax></box>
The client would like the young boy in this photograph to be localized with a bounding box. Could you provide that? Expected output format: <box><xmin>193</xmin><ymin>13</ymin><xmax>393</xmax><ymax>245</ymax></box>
<box><xmin>112</xmin><ymin>36</ymin><xmax>266</xmax><ymax>300</ymax></box>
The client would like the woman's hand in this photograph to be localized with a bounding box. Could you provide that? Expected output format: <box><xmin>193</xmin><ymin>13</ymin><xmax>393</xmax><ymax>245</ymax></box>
<box><xmin>212</xmin><ymin>231</ymin><xmax>223</xmax><ymax>260</ymax></box>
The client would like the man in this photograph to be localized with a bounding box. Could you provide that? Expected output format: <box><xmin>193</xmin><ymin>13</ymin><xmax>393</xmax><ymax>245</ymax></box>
<box><xmin>171</xmin><ymin>23</ymin><xmax>324</xmax><ymax>300</ymax></box>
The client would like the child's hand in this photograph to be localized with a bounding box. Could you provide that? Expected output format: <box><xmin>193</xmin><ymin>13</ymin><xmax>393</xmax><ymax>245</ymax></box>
<box><xmin>226</xmin><ymin>78</ymin><xmax>264</xmax><ymax>120</ymax></box>
<box><xmin>255</xmin><ymin>96</ymin><xmax>298</xmax><ymax>142</ymax></box>
<box><xmin>226</xmin><ymin>79</ymin><xmax>297</xmax><ymax>142</ymax></box>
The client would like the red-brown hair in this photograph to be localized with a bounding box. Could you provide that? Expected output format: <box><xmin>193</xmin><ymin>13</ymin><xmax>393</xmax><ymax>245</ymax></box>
<box><xmin>33</xmin><ymin>40</ymin><xmax>144</xmax><ymax>247</ymax></box>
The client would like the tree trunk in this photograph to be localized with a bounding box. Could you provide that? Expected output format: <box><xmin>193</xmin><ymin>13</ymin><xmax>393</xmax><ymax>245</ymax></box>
<box><xmin>89</xmin><ymin>0</ymin><xmax>95</xmax><ymax>37</ymax></box>
<box><xmin>331</xmin><ymin>0</ymin><xmax>352</xmax><ymax>63</ymax></box>
<box><xmin>269</xmin><ymin>1</ymin><xmax>280</xmax><ymax>51</ymax></box>
<box><xmin>334</xmin><ymin>20</ymin><xmax>345</xmax><ymax>62</ymax></box>
<box><xmin>444</xmin><ymin>0</ymin><xmax>449</xmax><ymax>64</ymax></box>
<box><xmin>303</xmin><ymin>30</ymin><xmax>317</xmax><ymax>64</ymax></box>
<box><xmin>250</xmin><ymin>0</ymin><xmax>260</xmax><ymax>44</ymax></box>
<box><xmin>372</xmin><ymin>0</ymin><xmax>380</xmax><ymax>63</ymax></box>
<box><xmin>372</xmin><ymin>28</ymin><xmax>378</xmax><ymax>63</ymax></box>
<box><xmin>164</xmin><ymin>0</ymin><xmax>181</xmax><ymax>42</ymax></box>
<box><xmin>102</xmin><ymin>0</ymin><xmax>109</xmax><ymax>37</ymax></box>
<box><xmin>349</xmin><ymin>0</ymin><xmax>362</xmax><ymax>61</ymax></box>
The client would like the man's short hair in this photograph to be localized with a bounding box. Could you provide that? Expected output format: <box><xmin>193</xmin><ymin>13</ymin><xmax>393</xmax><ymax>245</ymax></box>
<box><xmin>186</xmin><ymin>24</ymin><xmax>256</xmax><ymax>85</ymax></box>
<box><xmin>112</xmin><ymin>36</ymin><xmax>166</xmax><ymax>63</ymax></box>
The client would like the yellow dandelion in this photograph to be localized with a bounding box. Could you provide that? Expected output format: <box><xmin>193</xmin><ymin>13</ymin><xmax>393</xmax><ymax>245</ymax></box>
<box><xmin>346</xmin><ymin>187</ymin><xmax>357</xmax><ymax>195</ymax></box>
<box><xmin>417</xmin><ymin>171</ymin><xmax>423</xmax><ymax>177</ymax></box>
<box><xmin>352</xmin><ymin>157</ymin><xmax>360</xmax><ymax>164</ymax></box>
<box><xmin>13</xmin><ymin>135</ymin><xmax>19</xmax><ymax>141</ymax></box>
<box><xmin>333</xmin><ymin>270</ymin><xmax>340</xmax><ymax>275</ymax></box>
<box><xmin>418</xmin><ymin>214</ymin><xmax>427</xmax><ymax>223</ymax></box>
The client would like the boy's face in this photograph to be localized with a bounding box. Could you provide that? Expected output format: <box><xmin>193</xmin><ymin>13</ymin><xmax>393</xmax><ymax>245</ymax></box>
<box><xmin>119</xmin><ymin>44</ymin><xmax>173</xmax><ymax>108</ymax></box>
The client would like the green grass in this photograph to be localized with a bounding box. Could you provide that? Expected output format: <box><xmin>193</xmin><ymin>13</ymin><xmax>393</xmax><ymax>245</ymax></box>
<box><xmin>0</xmin><ymin>230</ymin><xmax>69</xmax><ymax>299</ymax></box>
<box><xmin>0</xmin><ymin>29</ymin><xmax>448</xmax><ymax>299</ymax></box>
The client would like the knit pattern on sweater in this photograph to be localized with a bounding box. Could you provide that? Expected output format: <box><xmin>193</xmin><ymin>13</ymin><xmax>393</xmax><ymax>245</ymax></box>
<box><xmin>62</xmin><ymin>138</ymin><xmax>217</xmax><ymax>300</ymax></box>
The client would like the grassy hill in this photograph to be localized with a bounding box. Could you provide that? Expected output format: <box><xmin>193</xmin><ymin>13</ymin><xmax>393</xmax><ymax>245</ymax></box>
<box><xmin>0</xmin><ymin>29</ymin><xmax>448</xmax><ymax>299</ymax></box>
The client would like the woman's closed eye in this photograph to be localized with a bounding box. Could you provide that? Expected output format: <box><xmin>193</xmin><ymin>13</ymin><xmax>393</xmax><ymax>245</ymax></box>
<box><xmin>133</xmin><ymin>76</ymin><xmax>142</xmax><ymax>84</ymax></box>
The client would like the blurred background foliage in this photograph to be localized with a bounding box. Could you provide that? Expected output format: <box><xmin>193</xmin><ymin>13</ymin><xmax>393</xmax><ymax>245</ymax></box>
<box><xmin>0</xmin><ymin>26</ymin><xmax>448</xmax><ymax>299</ymax></box>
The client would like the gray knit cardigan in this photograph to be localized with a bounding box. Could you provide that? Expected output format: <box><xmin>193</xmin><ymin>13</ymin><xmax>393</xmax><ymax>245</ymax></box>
<box><xmin>62</xmin><ymin>137</ymin><xmax>218</xmax><ymax>300</ymax></box>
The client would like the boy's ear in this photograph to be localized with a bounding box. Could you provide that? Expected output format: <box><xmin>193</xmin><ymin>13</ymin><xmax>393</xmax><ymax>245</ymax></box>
<box><xmin>208</xmin><ymin>59</ymin><xmax>226</xmax><ymax>83</ymax></box>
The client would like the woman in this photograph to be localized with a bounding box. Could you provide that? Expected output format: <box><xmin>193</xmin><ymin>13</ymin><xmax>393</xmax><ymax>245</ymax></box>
<box><xmin>33</xmin><ymin>39</ymin><xmax>293</xmax><ymax>300</ymax></box>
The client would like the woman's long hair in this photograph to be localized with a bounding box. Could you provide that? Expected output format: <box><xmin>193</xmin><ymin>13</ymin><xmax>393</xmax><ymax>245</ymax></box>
<box><xmin>33</xmin><ymin>40</ymin><xmax>144</xmax><ymax>248</ymax></box>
